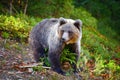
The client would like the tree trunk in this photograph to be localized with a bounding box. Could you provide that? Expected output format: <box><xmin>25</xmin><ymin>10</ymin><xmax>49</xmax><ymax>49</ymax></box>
<box><xmin>10</xmin><ymin>0</ymin><xmax>13</xmax><ymax>15</ymax></box>
<box><xmin>24</xmin><ymin>0</ymin><xmax>28</xmax><ymax>15</ymax></box>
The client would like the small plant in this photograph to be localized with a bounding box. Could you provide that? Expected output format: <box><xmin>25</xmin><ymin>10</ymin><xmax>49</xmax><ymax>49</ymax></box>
<box><xmin>1</xmin><ymin>32</ymin><xmax>9</xmax><ymax>39</ymax></box>
<box><xmin>38</xmin><ymin>47</ymin><xmax>76</xmax><ymax>68</ymax></box>
<box><xmin>33</xmin><ymin>65</ymin><xmax>43</xmax><ymax>71</ymax></box>
<box><xmin>60</xmin><ymin>48</ymin><xmax>76</xmax><ymax>65</ymax></box>
<box><xmin>39</xmin><ymin>57</ymin><xmax>50</xmax><ymax>67</ymax></box>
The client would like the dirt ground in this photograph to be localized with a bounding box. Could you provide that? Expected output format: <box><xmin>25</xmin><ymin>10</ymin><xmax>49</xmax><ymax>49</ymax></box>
<box><xmin>0</xmin><ymin>39</ymin><xmax>84</xmax><ymax>80</ymax></box>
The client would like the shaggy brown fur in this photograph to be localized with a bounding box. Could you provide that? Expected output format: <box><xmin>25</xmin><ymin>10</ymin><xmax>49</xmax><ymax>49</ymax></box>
<box><xmin>29</xmin><ymin>18</ymin><xmax>82</xmax><ymax>75</ymax></box>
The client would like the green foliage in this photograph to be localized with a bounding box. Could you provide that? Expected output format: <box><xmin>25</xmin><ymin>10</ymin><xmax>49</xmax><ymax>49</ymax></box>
<box><xmin>27</xmin><ymin>0</ymin><xmax>74</xmax><ymax>18</ymax></box>
<box><xmin>0</xmin><ymin>15</ymin><xmax>29</xmax><ymax>41</ymax></box>
<box><xmin>1</xmin><ymin>32</ymin><xmax>9</xmax><ymax>39</ymax></box>
<box><xmin>0</xmin><ymin>15</ymin><xmax>41</xmax><ymax>41</ymax></box>
<box><xmin>60</xmin><ymin>48</ymin><xmax>76</xmax><ymax>64</ymax></box>
<box><xmin>41</xmin><ymin>48</ymin><xmax>51</xmax><ymax>67</ymax></box>
<box><xmin>94</xmin><ymin>59</ymin><xmax>120</xmax><ymax>78</ymax></box>
<box><xmin>33</xmin><ymin>65</ymin><xmax>43</xmax><ymax>71</ymax></box>
<box><xmin>80</xmin><ymin>26</ymin><xmax>120</xmax><ymax>79</ymax></box>
<box><xmin>74</xmin><ymin>0</ymin><xmax>120</xmax><ymax>40</ymax></box>
<box><xmin>40</xmin><ymin>57</ymin><xmax>51</xmax><ymax>67</ymax></box>
<box><xmin>71</xmin><ymin>7</ymin><xmax>97</xmax><ymax>28</ymax></box>
<box><xmin>39</xmin><ymin>48</ymin><xmax>76</xmax><ymax>67</ymax></box>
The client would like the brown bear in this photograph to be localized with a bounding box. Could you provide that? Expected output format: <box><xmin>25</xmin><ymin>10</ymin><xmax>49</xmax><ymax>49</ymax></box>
<box><xmin>29</xmin><ymin>18</ymin><xmax>82</xmax><ymax>75</ymax></box>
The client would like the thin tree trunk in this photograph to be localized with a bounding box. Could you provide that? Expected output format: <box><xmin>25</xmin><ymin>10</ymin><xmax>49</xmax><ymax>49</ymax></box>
<box><xmin>24</xmin><ymin>0</ymin><xmax>28</xmax><ymax>15</ymax></box>
<box><xmin>10</xmin><ymin>0</ymin><xmax>13</xmax><ymax>15</ymax></box>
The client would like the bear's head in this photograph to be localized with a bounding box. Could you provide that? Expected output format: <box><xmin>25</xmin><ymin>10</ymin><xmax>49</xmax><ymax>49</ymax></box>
<box><xmin>58</xmin><ymin>18</ymin><xmax>82</xmax><ymax>44</ymax></box>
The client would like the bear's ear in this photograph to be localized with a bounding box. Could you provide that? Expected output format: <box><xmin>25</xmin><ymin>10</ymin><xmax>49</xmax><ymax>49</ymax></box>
<box><xmin>74</xmin><ymin>19</ymin><xmax>82</xmax><ymax>30</ymax></box>
<box><xmin>59</xmin><ymin>17</ymin><xmax>66</xmax><ymax>25</ymax></box>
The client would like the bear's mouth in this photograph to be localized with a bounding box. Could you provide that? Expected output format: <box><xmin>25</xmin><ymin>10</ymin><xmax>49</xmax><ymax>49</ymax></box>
<box><xmin>66</xmin><ymin>37</ymin><xmax>78</xmax><ymax>44</ymax></box>
<box><xmin>60</xmin><ymin>37</ymin><xmax>74</xmax><ymax>44</ymax></box>
<box><xmin>64</xmin><ymin>39</ymin><xmax>73</xmax><ymax>44</ymax></box>
<box><xmin>60</xmin><ymin>38</ymin><xmax>69</xmax><ymax>44</ymax></box>
<box><xmin>60</xmin><ymin>37</ymin><xmax>78</xmax><ymax>45</ymax></box>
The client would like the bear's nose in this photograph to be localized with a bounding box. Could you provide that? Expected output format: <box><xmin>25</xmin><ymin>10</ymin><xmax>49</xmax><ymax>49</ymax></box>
<box><xmin>61</xmin><ymin>38</ymin><xmax>65</xmax><ymax>42</ymax></box>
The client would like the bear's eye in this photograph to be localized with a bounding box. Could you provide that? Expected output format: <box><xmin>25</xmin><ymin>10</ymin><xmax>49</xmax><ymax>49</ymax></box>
<box><xmin>61</xmin><ymin>30</ymin><xmax>64</xmax><ymax>33</ymax></box>
<box><xmin>68</xmin><ymin>31</ymin><xmax>73</xmax><ymax>34</ymax></box>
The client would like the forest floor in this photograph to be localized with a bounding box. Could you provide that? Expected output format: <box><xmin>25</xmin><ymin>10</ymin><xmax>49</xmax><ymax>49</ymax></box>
<box><xmin>0</xmin><ymin>38</ymin><xmax>83</xmax><ymax>80</ymax></box>
<box><xmin>0</xmin><ymin>37</ymin><xmax>115</xmax><ymax>80</ymax></box>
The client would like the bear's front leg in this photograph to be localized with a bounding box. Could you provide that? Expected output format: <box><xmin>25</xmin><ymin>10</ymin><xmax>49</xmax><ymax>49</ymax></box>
<box><xmin>48</xmin><ymin>50</ymin><xmax>65</xmax><ymax>75</ymax></box>
<box><xmin>72</xmin><ymin>42</ymin><xmax>81</xmax><ymax>73</ymax></box>
<box><xmin>33</xmin><ymin>45</ymin><xmax>45</xmax><ymax>62</ymax></box>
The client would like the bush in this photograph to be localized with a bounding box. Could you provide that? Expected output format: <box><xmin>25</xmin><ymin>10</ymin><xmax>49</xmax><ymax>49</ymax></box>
<box><xmin>80</xmin><ymin>26</ymin><xmax>120</xmax><ymax>79</ymax></box>
<box><xmin>0</xmin><ymin>15</ymin><xmax>41</xmax><ymax>41</ymax></box>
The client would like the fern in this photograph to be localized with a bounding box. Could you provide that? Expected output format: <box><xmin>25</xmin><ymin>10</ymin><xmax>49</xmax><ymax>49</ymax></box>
<box><xmin>60</xmin><ymin>48</ymin><xmax>76</xmax><ymax>64</ymax></box>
